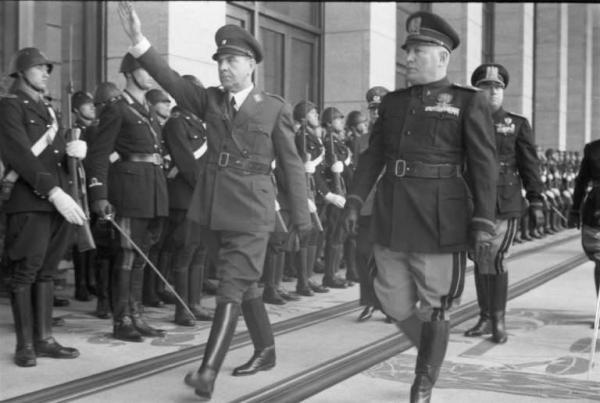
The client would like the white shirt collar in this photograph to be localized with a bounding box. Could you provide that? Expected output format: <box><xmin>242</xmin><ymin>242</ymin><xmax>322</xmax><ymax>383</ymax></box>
<box><xmin>229</xmin><ymin>84</ymin><xmax>254</xmax><ymax>111</ymax></box>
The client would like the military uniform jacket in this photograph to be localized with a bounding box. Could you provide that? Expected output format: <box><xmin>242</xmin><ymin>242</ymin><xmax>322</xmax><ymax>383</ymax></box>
<box><xmin>492</xmin><ymin>108</ymin><xmax>543</xmax><ymax>219</ymax></box>
<box><xmin>163</xmin><ymin>107</ymin><xmax>207</xmax><ymax>211</ymax></box>
<box><xmin>137</xmin><ymin>46</ymin><xmax>310</xmax><ymax>233</ymax></box>
<box><xmin>294</xmin><ymin>126</ymin><xmax>328</xmax><ymax>202</ymax></box>
<box><xmin>320</xmin><ymin>131</ymin><xmax>351</xmax><ymax>197</ymax></box>
<box><xmin>0</xmin><ymin>90</ymin><xmax>70</xmax><ymax>214</ymax></box>
<box><xmin>348</xmin><ymin>78</ymin><xmax>497</xmax><ymax>253</ymax></box>
<box><xmin>572</xmin><ymin>140</ymin><xmax>600</xmax><ymax>227</ymax></box>
<box><xmin>85</xmin><ymin>92</ymin><xmax>168</xmax><ymax>218</ymax></box>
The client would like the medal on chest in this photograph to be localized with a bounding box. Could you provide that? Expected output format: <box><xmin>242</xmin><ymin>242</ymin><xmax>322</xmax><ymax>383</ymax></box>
<box><xmin>496</xmin><ymin>117</ymin><xmax>515</xmax><ymax>135</ymax></box>
<box><xmin>424</xmin><ymin>93</ymin><xmax>460</xmax><ymax>117</ymax></box>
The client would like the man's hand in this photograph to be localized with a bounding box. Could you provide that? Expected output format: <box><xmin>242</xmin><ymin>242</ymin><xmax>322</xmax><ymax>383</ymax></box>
<box><xmin>92</xmin><ymin>199</ymin><xmax>114</xmax><ymax>220</ymax></box>
<box><xmin>567</xmin><ymin>209</ymin><xmax>580</xmax><ymax>229</ymax></box>
<box><xmin>307</xmin><ymin>198</ymin><xmax>317</xmax><ymax>213</ymax></box>
<box><xmin>529</xmin><ymin>204</ymin><xmax>545</xmax><ymax>228</ymax></box>
<box><xmin>66</xmin><ymin>140</ymin><xmax>87</xmax><ymax>160</ymax></box>
<box><xmin>324</xmin><ymin>192</ymin><xmax>345</xmax><ymax>209</ymax></box>
<box><xmin>118</xmin><ymin>1</ymin><xmax>144</xmax><ymax>45</ymax></box>
<box><xmin>331</xmin><ymin>161</ymin><xmax>344</xmax><ymax>174</ymax></box>
<box><xmin>471</xmin><ymin>230</ymin><xmax>493</xmax><ymax>266</ymax></box>
<box><xmin>294</xmin><ymin>222</ymin><xmax>313</xmax><ymax>242</ymax></box>
<box><xmin>48</xmin><ymin>188</ymin><xmax>86</xmax><ymax>225</ymax></box>
<box><xmin>343</xmin><ymin>205</ymin><xmax>359</xmax><ymax>236</ymax></box>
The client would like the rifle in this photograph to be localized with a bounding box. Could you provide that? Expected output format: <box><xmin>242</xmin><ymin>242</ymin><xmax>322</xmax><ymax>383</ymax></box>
<box><xmin>327</xmin><ymin>127</ymin><xmax>346</xmax><ymax>196</ymax></box>
<box><xmin>299</xmin><ymin>119</ymin><xmax>323</xmax><ymax>232</ymax></box>
<box><xmin>66</xmin><ymin>24</ymin><xmax>96</xmax><ymax>252</ymax></box>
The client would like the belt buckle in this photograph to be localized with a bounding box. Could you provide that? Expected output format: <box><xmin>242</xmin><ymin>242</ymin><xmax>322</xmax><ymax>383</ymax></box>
<box><xmin>153</xmin><ymin>153</ymin><xmax>162</xmax><ymax>165</ymax></box>
<box><xmin>218</xmin><ymin>152</ymin><xmax>230</xmax><ymax>167</ymax></box>
<box><xmin>395</xmin><ymin>160</ymin><xmax>406</xmax><ymax>177</ymax></box>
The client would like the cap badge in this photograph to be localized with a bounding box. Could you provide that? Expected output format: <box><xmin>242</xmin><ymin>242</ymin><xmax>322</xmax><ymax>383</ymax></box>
<box><xmin>408</xmin><ymin>17</ymin><xmax>422</xmax><ymax>34</ymax></box>
<box><xmin>437</xmin><ymin>93</ymin><xmax>453</xmax><ymax>105</ymax></box>
<box><xmin>222</xmin><ymin>39</ymin><xmax>227</xmax><ymax>45</ymax></box>
<box><xmin>253</xmin><ymin>94</ymin><xmax>263</xmax><ymax>102</ymax></box>
<box><xmin>373</xmin><ymin>95</ymin><xmax>380</xmax><ymax>103</ymax></box>
<box><xmin>485</xmin><ymin>66</ymin><xmax>499</xmax><ymax>81</ymax></box>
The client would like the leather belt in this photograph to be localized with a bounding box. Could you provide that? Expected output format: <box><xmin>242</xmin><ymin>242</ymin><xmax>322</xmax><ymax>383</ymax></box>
<box><xmin>386</xmin><ymin>159</ymin><xmax>462</xmax><ymax>178</ymax></box>
<box><xmin>213</xmin><ymin>152</ymin><xmax>271</xmax><ymax>175</ymax></box>
<box><xmin>122</xmin><ymin>153</ymin><xmax>164</xmax><ymax>166</ymax></box>
<box><xmin>499</xmin><ymin>162</ymin><xmax>518</xmax><ymax>174</ymax></box>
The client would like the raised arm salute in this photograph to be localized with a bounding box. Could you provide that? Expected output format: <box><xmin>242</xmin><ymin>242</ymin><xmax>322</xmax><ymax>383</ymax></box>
<box><xmin>118</xmin><ymin>2</ymin><xmax>310</xmax><ymax>400</ymax></box>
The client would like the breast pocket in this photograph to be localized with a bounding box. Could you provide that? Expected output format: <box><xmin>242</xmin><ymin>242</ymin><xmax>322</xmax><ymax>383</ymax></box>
<box><xmin>431</xmin><ymin>113</ymin><xmax>460</xmax><ymax>148</ymax></box>
<box><xmin>247</xmin><ymin>123</ymin><xmax>272</xmax><ymax>154</ymax></box>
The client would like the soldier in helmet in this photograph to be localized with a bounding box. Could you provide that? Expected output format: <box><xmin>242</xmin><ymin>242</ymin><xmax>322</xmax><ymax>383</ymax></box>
<box><xmin>319</xmin><ymin>106</ymin><xmax>355</xmax><ymax>288</ymax></box>
<box><xmin>146</xmin><ymin>88</ymin><xmax>172</xmax><ymax>126</ymax></box>
<box><xmin>0</xmin><ymin>47</ymin><xmax>87</xmax><ymax>367</ymax></box>
<box><xmin>85</xmin><ymin>52</ymin><xmax>169</xmax><ymax>342</ymax></box>
<box><xmin>463</xmin><ymin>63</ymin><xmax>544</xmax><ymax>344</ymax></box>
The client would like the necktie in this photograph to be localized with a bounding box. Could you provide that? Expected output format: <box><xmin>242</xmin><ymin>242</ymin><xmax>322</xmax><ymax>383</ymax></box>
<box><xmin>230</xmin><ymin>96</ymin><xmax>237</xmax><ymax>119</ymax></box>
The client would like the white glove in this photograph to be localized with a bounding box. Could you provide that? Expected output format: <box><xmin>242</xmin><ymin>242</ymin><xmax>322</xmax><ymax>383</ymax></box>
<box><xmin>48</xmin><ymin>187</ymin><xmax>86</xmax><ymax>225</ymax></box>
<box><xmin>331</xmin><ymin>161</ymin><xmax>344</xmax><ymax>174</ymax></box>
<box><xmin>304</xmin><ymin>160</ymin><xmax>316</xmax><ymax>174</ymax></box>
<box><xmin>66</xmin><ymin>140</ymin><xmax>87</xmax><ymax>159</ymax></box>
<box><xmin>275</xmin><ymin>199</ymin><xmax>281</xmax><ymax>211</ymax></box>
<box><xmin>324</xmin><ymin>192</ymin><xmax>346</xmax><ymax>209</ymax></box>
<box><xmin>307</xmin><ymin>198</ymin><xmax>317</xmax><ymax>213</ymax></box>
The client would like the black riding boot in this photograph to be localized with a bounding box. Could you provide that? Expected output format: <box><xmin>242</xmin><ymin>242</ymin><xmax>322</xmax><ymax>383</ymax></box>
<box><xmin>73</xmin><ymin>247</ymin><xmax>91</xmax><ymax>301</ymax></box>
<box><xmin>262</xmin><ymin>251</ymin><xmax>286</xmax><ymax>305</ymax></box>
<box><xmin>142</xmin><ymin>259</ymin><xmax>163</xmax><ymax>307</ymax></box>
<box><xmin>323</xmin><ymin>244</ymin><xmax>347</xmax><ymax>288</ymax></box>
<box><xmin>33</xmin><ymin>281</ymin><xmax>80</xmax><ymax>359</ymax></box>
<box><xmin>307</xmin><ymin>244</ymin><xmax>328</xmax><ymax>293</ymax></box>
<box><xmin>520</xmin><ymin>214</ymin><xmax>532</xmax><ymax>241</ymax></box>
<box><xmin>344</xmin><ymin>237</ymin><xmax>359</xmax><ymax>283</ymax></box>
<box><xmin>464</xmin><ymin>270</ymin><xmax>492</xmax><ymax>337</ymax></box>
<box><xmin>410</xmin><ymin>318</ymin><xmax>450</xmax><ymax>403</ymax></box>
<box><xmin>131</xmin><ymin>263</ymin><xmax>166</xmax><ymax>337</ymax></box>
<box><xmin>233</xmin><ymin>297</ymin><xmax>276</xmax><ymax>376</ymax></box>
<box><xmin>95</xmin><ymin>259</ymin><xmax>112</xmax><ymax>319</ymax></box>
<box><xmin>189</xmin><ymin>249</ymin><xmax>213</xmax><ymax>321</ymax></box>
<box><xmin>174</xmin><ymin>250</ymin><xmax>195</xmax><ymax>326</ymax></box>
<box><xmin>157</xmin><ymin>251</ymin><xmax>177</xmax><ymax>304</ymax></box>
<box><xmin>10</xmin><ymin>285</ymin><xmax>36</xmax><ymax>367</ymax></box>
<box><xmin>184</xmin><ymin>302</ymin><xmax>240</xmax><ymax>400</ymax></box>
<box><xmin>490</xmin><ymin>272</ymin><xmax>508</xmax><ymax>344</ymax></box>
<box><xmin>295</xmin><ymin>246</ymin><xmax>313</xmax><ymax>296</ymax></box>
<box><xmin>112</xmin><ymin>263</ymin><xmax>143</xmax><ymax>342</ymax></box>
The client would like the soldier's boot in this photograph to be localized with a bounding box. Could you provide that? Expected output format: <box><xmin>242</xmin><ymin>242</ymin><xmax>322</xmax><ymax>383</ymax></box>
<box><xmin>274</xmin><ymin>252</ymin><xmax>299</xmax><ymax>301</ymax></box>
<box><xmin>157</xmin><ymin>251</ymin><xmax>177</xmax><ymax>304</ymax></box>
<box><xmin>410</xmin><ymin>314</ymin><xmax>450</xmax><ymax>403</ymax></box>
<box><xmin>544</xmin><ymin>209</ymin><xmax>556</xmax><ymax>234</ymax></box>
<box><xmin>512</xmin><ymin>221</ymin><xmax>522</xmax><ymax>244</ymax></box>
<box><xmin>322</xmin><ymin>244</ymin><xmax>347</xmax><ymax>288</ymax></box>
<box><xmin>233</xmin><ymin>297</ymin><xmax>276</xmax><ymax>376</ymax></box>
<box><xmin>520</xmin><ymin>214</ymin><xmax>533</xmax><ymax>242</ymax></box>
<box><xmin>189</xmin><ymin>250</ymin><xmax>213</xmax><ymax>321</ymax></box>
<box><xmin>464</xmin><ymin>270</ymin><xmax>492</xmax><ymax>337</ymax></box>
<box><xmin>490</xmin><ymin>272</ymin><xmax>509</xmax><ymax>344</ymax></box>
<box><xmin>95</xmin><ymin>259</ymin><xmax>112</xmax><ymax>319</ymax></box>
<box><xmin>184</xmin><ymin>302</ymin><xmax>240</xmax><ymax>400</ymax></box>
<box><xmin>295</xmin><ymin>247</ymin><xmax>313</xmax><ymax>296</ymax></box>
<box><xmin>595</xmin><ymin>261</ymin><xmax>600</xmax><ymax>296</ymax></box>
<box><xmin>262</xmin><ymin>251</ymin><xmax>286</xmax><ymax>305</ymax></box>
<box><xmin>33</xmin><ymin>281</ymin><xmax>80</xmax><ymax>359</ymax></box>
<box><xmin>174</xmin><ymin>252</ymin><xmax>195</xmax><ymax>327</ymax></box>
<box><xmin>112</xmin><ymin>265</ymin><xmax>143</xmax><ymax>342</ymax></box>
<box><xmin>10</xmin><ymin>285</ymin><xmax>36</xmax><ymax>367</ymax></box>
<box><xmin>73</xmin><ymin>248</ymin><xmax>91</xmax><ymax>301</ymax></box>
<box><xmin>550</xmin><ymin>206</ymin><xmax>559</xmax><ymax>233</ymax></box>
<box><xmin>344</xmin><ymin>238</ymin><xmax>359</xmax><ymax>285</ymax></box>
<box><xmin>307</xmin><ymin>244</ymin><xmax>329</xmax><ymax>293</ymax></box>
<box><xmin>130</xmin><ymin>263</ymin><xmax>166</xmax><ymax>337</ymax></box>
<box><xmin>397</xmin><ymin>314</ymin><xmax>423</xmax><ymax>348</ymax></box>
<box><xmin>142</xmin><ymin>262</ymin><xmax>163</xmax><ymax>307</ymax></box>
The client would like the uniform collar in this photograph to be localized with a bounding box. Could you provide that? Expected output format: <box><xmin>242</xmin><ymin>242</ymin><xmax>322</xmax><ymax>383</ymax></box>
<box><xmin>228</xmin><ymin>84</ymin><xmax>254</xmax><ymax>111</ymax></box>
<box><xmin>492</xmin><ymin>106</ymin><xmax>506</xmax><ymax>120</ymax></box>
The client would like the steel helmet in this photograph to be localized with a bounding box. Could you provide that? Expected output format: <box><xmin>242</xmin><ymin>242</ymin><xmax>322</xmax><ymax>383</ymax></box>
<box><xmin>321</xmin><ymin>106</ymin><xmax>344</xmax><ymax>126</ymax></box>
<box><xmin>346</xmin><ymin>110</ymin><xmax>367</xmax><ymax>128</ymax></box>
<box><xmin>71</xmin><ymin>91</ymin><xmax>94</xmax><ymax>111</ymax></box>
<box><xmin>8</xmin><ymin>47</ymin><xmax>55</xmax><ymax>78</ymax></box>
<box><xmin>93</xmin><ymin>81</ymin><xmax>122</xmax><ymax>106</ymax></box>
<box><xmin>293</xmin><ymin>100</ymin><xmax>318</xmax><ymax>122</ymax></box>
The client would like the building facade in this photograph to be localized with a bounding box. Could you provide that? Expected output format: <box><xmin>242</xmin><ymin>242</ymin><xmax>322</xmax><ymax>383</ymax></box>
<box><xmin>1</xmin><ymin>1</ymin><xmax>599</xmax><ymax>151</ymax></box>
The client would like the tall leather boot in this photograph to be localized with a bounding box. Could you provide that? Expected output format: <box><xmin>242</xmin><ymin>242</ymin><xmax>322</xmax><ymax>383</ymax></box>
<box><xmin>323</xmin><ymin>244</ymin><xmax>347</xmax><ymax>288</ymax></box>
<box><xmin>274</xmin><ymin>251</ymin><xmax>299</xmax><ymax>302</ymax></box>
<box><xmin>184</xmin><ymin>302</ymin><xmax>241</xmax><ymax>400</ymax></box>
<box><xmin>173</xmin><ymin>251</ymin><xmax>195</xmax><ymax>327</ymax></box>
<box><xmin>344</xmin><ymin>237</ymin><xmax>359</xmax><ymax>284</ymax></box>
<box><xmin>33</xmin><ymin>281</ymin><xmax>79</xmax><ymax>359</ymax></box>
<box><xmin>595</xmin><ymin>262</ymin><xmax>600</xmax><ymax>296</ymax></box>
<box><xmin>10</xmin><ymin>285</ymin><xmax>36</xmax><ymax>367</ymax></box>
<box><xmin>142</xmin><ymin>260</ymin><xmax>163</xmax><ymax>307</ymax></box>
<box><xmin>131</xmin><ymin>262</ymin><xmax>166</xmax><ymax>337</ymax></box>
<box><xmin>189</xmin><ymin>249</ymin><xmax>213</xmax><ymax>321</ymax></box>
<box><xmin>262</xmin><ymin>251</ymin><xmax>286</xmax><ymax>305</ymax></box>
<box><xmin>307</xmin><ymin>244</ymin><xmax>329</xmax><ymax>293</ymax></box>
<box><xmin>95</xmin><ymin>259</ymin><xmax>112</xmax><ymax>319</ymax></box>
<box><xmin>410</xmin><ymin>318</ymin><xmax>450</xmax><ymax>403</ymax></box>
<box><xmin>113</xmin><ymin>266</ymin><xmax>143</xmax><ymax>342</ymax></box>
<box><xmin>157</xmin><ymin>251</ymin><xmax>177</xmax><ymax>304</ymax></box>
<box><xmin>520</xmin><ymin>214</ymin><xmax>532</xmax><ymax>242</ymax></box>
<box><xmin>464</xmin><ymin>270</ymin><xmax>492</xmax><ymax>337</ymax></box>
<box><xmin>295</xmin><ymin>246</ymin><xmax>313</xmax><ymax>296</ymax></box>
<box><xmin>233</xmin><ymin>298</ymin><xmax>276</xmax><ymax>376</ymax></box>
<box><xmin>512</xmin><ymin>220</ymin><xmax>522</xmax><ymax>244</ymax></box>
<box><xmin>490</xmin><ymin>272</ymin><xmax>508</xmax><ymax>344</ymax></box>
<box><xmin>73</xmin><ymin>247</ymin><xmax>91</xmax><ymax>301</ymax></box>
<box><xmin>544</xmin><ymin>208</ymin><xmax>556</xmax><ymax>235</ymax></box>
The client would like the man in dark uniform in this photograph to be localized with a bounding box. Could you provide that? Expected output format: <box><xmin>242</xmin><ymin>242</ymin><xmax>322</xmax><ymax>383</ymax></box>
<box><xmin>463</xmin><ymin>63</ymin><xmax>544</xmax><ymax>344</ymax></box>
<box><xmin>146</xmin><ymin>88</ymin><xmax>172</xmax><ymax>126</ymax></box>
<box><xmin>344</xmin><ymin>12</ymin><xmax>497</xmax><ymax>402</ymax></box>
<box><xmin>86</xmin><ymin>52</ymin><xmax>168</xmax><ymax>342</ymax></box>
<box><xmin>0</xmin><ymin>47</ymin><xmax>86</xmax><ymax>367</ymax></box>
<box><xmin>118</xmin><ymin>3</ymin><xmax>310</xmax><ymax>400</ymax></box>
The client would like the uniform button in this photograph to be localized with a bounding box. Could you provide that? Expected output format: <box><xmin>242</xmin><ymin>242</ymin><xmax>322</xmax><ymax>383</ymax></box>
<box><xmin>30</xmin><ymin>120</ymin><xmax>35</xmax><ymax>123</ymax></box>
<box><xmin>406</xmin><ymin>131</ymin><xmax>411</xmax><ymax>136</ymax></box>
<box><xmin>138</xmin><ymin>121</ymin><xmax>142</xmax><ymax>124</ymax></box>
<box><xmin>57</xmin><ymin>162</ymin><xmax>61</xmax><ymax>167</ymax></box>
<box><xmin>411</xmin><ymin>109</ymin><xmax>416</xmax><ymax>115</ymax></box>
<box><xmin>54</xmin><ymin>149</ymin><xmax>59</xmax><ymax>154</ymax></box>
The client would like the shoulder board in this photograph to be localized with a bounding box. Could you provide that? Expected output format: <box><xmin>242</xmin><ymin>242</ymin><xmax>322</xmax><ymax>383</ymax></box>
<box><xmin>451</xmin><ymin>83</ymin><xmax>480</xmax><ymax>92</ymax></box>
<box><xmin>507</xmin><ymin>111</ymin><xmax>527</xmax><ymax>120</ymax></box>
<box><xmin>0</xmin><ymin>93</ymin><xmax>17</xmax><ymax>100</ymax></box>
<box><xmin>170</xmin><ymin>110</ymin><xmax>182</xmax><ymax>119</ymax></box>
<box><xmin>264</xmin><ymin>92</ymin><xmax>285</xmax><ymax>103</ymax></box>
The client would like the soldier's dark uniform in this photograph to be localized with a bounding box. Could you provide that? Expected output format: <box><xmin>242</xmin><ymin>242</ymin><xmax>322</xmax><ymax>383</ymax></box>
<box><xmin>86</xmin><ymin>54</ymin><xmax>168</xmax><ymax>342</ymax></box>
<box><xmin>464</xmin><ymin>63</ymin><xmax>544</xmax><ymax>344</ymax></box>
<box><xmin>0</xmin><ymin>48</ymin><xmax>81</xmax><ymax>367</ymax></box>
<box><xmin>569</xmin><ymin>140</ymin><xmax>600</xmax><ymax>303</ymax></box>
<box><xmin>126</xmin><ymin>23</ymin><xmax>310</xmax><ymax>399</ymax></box>
<box><xmin>162</xmin><ymin>104</ymin><xmax>213</xmax><ymax>324</ymax></box>
<box><xmin>344</xmin><ymin>12</ymin><xmax>497</xmax><ymax>402</ymax></box>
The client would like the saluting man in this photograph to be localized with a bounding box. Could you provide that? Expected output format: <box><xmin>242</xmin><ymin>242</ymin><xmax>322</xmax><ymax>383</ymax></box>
<box><xmin>118</xmin><ymin>2</ymin><xmax>310</xmax><ymax>400</ymax></box>
<box><xmin>344</xmin><ymin>12</ymin><xmax>497</xmax><ymax>402</ymax></box>
<box><xmin>0</xmin><ymin>47</ymin><xmax>87</xmax><ymax>367</ymax></box>
<box><xmin>463</xmin><ymin>63</ymin><xmax>544</xmax><ymax>344</ymax></box>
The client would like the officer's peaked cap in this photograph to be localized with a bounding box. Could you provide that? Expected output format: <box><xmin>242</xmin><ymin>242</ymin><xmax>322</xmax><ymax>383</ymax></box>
<box><xmin>293</xmin><ymin>100</ymin><xmax>318</xmax><ymax>122</ymax></box>
<box><xmin>471</xmin><ymin>63</ymin><xmax>509</xmax><ymax>89</ymax></box>
<box><xmin>213</xmin><ymin>24</ymin><xmax>263</xmax><ymax>64</ymax></box>
<box><xmin>366</xmin><ymin>86</ymin><xmax>389</xmax><ymax>108</ymax></box>
<box><xmin>321</xmin><ymin>107</ymin><xmax>344</xmax><ymax>126</ymax></box>
<box><xmin>145</xmin><ymin>88</ymin><xmax>171</xmax><ymax>105</ymax></box>
<box><xmin>71</xmin><ymin>91</ymin><xmax>94</xmax><ymax>111</ymax></box>
<box><xmin>120</xmin><ymin>53</ymin><xmax>143</xmax><ymax>74</ymax></box>
<box><xmin>402</xmin><ymin>11</ymin><xmax>460</xmax><ymax>52</ymax></box>
<box><xmin>9</xmin><ymin>47</ymin><xmax>56</xmax><ymax>78</ymax></box>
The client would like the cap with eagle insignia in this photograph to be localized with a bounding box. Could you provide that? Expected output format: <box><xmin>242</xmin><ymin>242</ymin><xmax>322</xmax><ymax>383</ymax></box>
<box><xmin>212</xmin><ymin>24</ymin><xmax>263</xmax><ymax>64</ymax></box>
<box><xmin>402</xmin><ymin>11</ymin><xmax>460</xmax><ymax>52</ymax></box>
<box><xmin>471</xmin><ymin>63</ymin><xmax>510</xmax><ymax>88</ymax></box>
